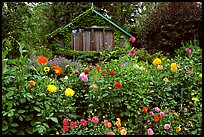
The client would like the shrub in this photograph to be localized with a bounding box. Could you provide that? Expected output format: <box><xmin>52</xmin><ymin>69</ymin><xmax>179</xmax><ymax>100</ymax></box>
<box><xmin>2</xmin><ymin>38</ymin><xmax>202</xmax><ymax>135</ymax></box>
<box><xmin>140</xmin><ymin>2</ymin><xmax>202</xmax><ymax>55</ymax></box>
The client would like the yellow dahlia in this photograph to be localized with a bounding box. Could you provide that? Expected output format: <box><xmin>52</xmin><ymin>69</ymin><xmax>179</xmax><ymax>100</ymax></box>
<box><xmin>171</xmin><ymin>63</ymin><xmax>178</xmax><ymax>72</ymax></box>
<box><xmin>65</xmin><ymin>88</ymin><xmax>75</xmax><ymax>97</ymax></box>
<box><xmin>47</xmin><ymin>85</ymin><xmax>57</xmax><ymax>93</ymax></box>
<box><xmin>152</xmin><ymin>58</ymin><xmax>161</xmax><ymax>66</ymax></box>
<box><xmin>120</xmin><ymin>128</ymin><xmax>127</xmax><ymax>135</ymax></box>
<box><xmin>44</xmin><ymin>67</ymin><xmax>50</xmax><ymax>73</ymax></box>
<box><xmin>176</xmin><ymin>126</ymin><xmax>181</xmax><ymax>132</ymax></box>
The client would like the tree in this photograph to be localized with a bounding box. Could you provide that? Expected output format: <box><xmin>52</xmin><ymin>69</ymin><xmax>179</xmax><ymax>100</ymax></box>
<box><xmin>140</xmin><ymin>2</ymin><xmax>202</xmax><ymax>55</ymax></box>
<box><xmin>2</xmin><ymin>2</ymin><xmax>32</xmax><ymax>58</ymax></box>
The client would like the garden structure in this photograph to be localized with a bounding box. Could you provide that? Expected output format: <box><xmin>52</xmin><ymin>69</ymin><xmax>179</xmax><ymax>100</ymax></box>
<box><xmin>62</xmin><ymin>6</ymin><xmax>133</xmax><ymax>51</ymax></box>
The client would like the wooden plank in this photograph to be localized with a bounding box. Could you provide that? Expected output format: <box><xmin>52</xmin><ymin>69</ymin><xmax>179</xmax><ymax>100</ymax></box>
<box><xmin>76</xmin><ymin>32</ymin><xmax>79</xmax><ymax>51</ymax></box>
<box><xmin>99</xmin><ymin>31</ymin><xmax>102</xmax><ymax>51</ymax></box>
<box><xmin>103</xmin><ymin>29</ymin><xmax>106</xmax><ymax>51</ymax></box>
<box><xmin>71</xmin><ymin>33</ymin><xmax>74</xmax><ymax>50</ymax></box>
<box><xmin>91</xmin><ymin>29</ymin><xmax>94</xmax><ymax>51</ymax></box>
<box><xmin>79</xmin><ymin>31</ymin><xmax>83</xmax><ymax>51</ymax></box>
<box><xmin>73</xmin><ymin>33</ymin><xmax>76</xmax><ymax>50</ymax></box>
<box><xmin>94</xmin><ymin>31</ymin><xmax>100</xmax><ymax>51</ymax></box>
<box><xmin>74</xmin><ymin>33</ymin><xmax>77</xmax><ymax>50</ymax></box>
<box><xmin>84</xmin><ymin>30</ymin><xmax>91</xmax><ymax>51</ymax></box>
<box><xmin>99</xmin><ymin>31</ymin><xmax>103</xmax><ymax>51</ymax></box>
<box><xmin>83</xmin><ymin>31</ymin><xmax>86</xmax><ymax>51</ymax></box>
<box><xmin>77</xmin><ymin>32</ymin><xmax>80</xmax><ymax>51</ymax></box>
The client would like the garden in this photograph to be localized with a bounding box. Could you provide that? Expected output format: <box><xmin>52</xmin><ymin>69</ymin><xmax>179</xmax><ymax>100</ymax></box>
<box><xmin>2</xmin><ymin>2</ymin><xmax>202</xmax><ymax>135</ymax></box>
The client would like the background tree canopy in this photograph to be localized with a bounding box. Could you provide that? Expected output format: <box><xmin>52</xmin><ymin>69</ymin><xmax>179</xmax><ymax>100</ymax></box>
<box><xmin>2</xmin><ymin>2</ymin><xmax>202</xmax><ymax>59</ymax></box>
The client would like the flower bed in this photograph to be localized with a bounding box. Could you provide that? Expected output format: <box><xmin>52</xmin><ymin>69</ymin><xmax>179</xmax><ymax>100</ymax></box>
<box><xmin>2</xmin><ymin>40</ymin><xmax>202</xmax><ymax>135</ymax></box>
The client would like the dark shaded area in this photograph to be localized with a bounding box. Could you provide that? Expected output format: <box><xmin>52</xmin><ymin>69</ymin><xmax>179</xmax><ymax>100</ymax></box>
<box><xmin>140</xmin><ymin>2</ymin><xmax>202</xmax><ymax>56</ymax></box>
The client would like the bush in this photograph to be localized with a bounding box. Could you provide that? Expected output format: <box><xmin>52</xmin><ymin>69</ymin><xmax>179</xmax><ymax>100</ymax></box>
<box><xmin>2</xmin><ymin>38</ymin><xmax>202</xmax><ymax>135</ymax></box>
<box><xmin>140</xmin><ymin>2</ymin><xmax>202</xmax><ymax>55</ymax></box>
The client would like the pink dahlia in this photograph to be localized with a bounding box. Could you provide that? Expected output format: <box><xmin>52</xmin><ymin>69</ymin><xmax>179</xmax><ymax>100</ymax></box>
<box><xmin>155</xmin><ymin>107</ymin><xmax>160</xmax><ymax>112</ymax></box>
<box><xmin>164</xmin><ymin>124</ymin><xmax>170</xmax><ymax>130</ymax></box>
<box><xmin>80</xmin><ymin>72</ymin><xmax>88</xmax><ymax>82</ymax></box>
<box><xmin>62</xmin><ymin>118</ymin><xmax>69</xmax><ymax>125</ymax></box>
<box><xmin>107</xmin><ymin>132</ymin><xmax>115</xmax><ymax>135</ymax></box>
<box><xmin>186</xmin><ymin>48</ymin><xmax>192</xmax><ymax>54</ymax></box>
<box><xmin>92</xmin><ymin>116</ymin><xmax>99</xmax><ymax>124</ymax></box>
<box><xmin>147</xmin><ymin>128</ymin><xmax>154</xmax><ymax>135</ymax></box>
<box><xmin>130</xmin><ymin>36</ymin><xmax>136</xmax><ymax>43</ymax></box>
<box><xmin>80</xmin><ymin>119</ymin><xmax>87</xmax><ymax>127</ymax></box>
<box><xmin>129</xmin><ymin>49</ymin><xmax>136</xmax><ymax>56</ymax></box>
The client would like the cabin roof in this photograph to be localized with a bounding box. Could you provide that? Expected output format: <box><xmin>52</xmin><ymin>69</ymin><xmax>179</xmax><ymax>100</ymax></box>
<box><xmin>63</xmin><ymin>6</ymin><xmax>133</xmax><ymax>37</ymax></box>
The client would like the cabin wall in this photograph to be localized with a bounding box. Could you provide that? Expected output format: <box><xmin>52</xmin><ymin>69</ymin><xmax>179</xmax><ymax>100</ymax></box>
<box><xmin>72</xmin><ymin>28</ymin><xmax>114</xmax><ymax>51</ymax></box>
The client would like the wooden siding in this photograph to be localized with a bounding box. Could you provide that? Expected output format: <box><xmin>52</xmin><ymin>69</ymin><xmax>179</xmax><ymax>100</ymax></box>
<box><xmin>72</xmin><ymin>28</ymin><xmax>114</xmax><ymax>51</ymax></box>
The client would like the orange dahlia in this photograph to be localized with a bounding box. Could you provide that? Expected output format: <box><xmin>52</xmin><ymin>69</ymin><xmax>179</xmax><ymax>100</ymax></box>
<box><xmin>115</xmin><ymin>120</ymin><xmax>121</xmax><ymax>128</ymax></box>
<box><xmin>142</xmin><ymin>106</ymin><xmax>148</xmax><ymax>114</ymax></box>
<box><xmin>28</xmin><ymin>80</ymin><xmax>36</xmax><ymax>88</ymax></box>
<box><xmin>96</xmin><ymin>65</ymin><xmax>101</xmax><ymax>72</ymax></box>
<box><xmin>84</xmin><ymin>69</ymin><xmax>89</xmax><ymax>74</ymax></box>
<box><xmin>110</xmin><ymin>70</ymin><xmax>115</xmax><ymax>76</ymax></box>
<box><xmin>101</xmin><ymin>71</ymin><xmax>106</xmax><ymax>76</ymax></box>
<box><xmin>52</xmin><ymin>65</ymin><xmax>62</xmax><ymax>75</ymax></box>
<box><xmin>114</xmin><ymin>82</ymin><xmax>122</xmax><ymax>89</ymax></box>
<box><xmin>37</xmin><ymin>56</ymin><xmax>48</xmax><ymax>65</ymax></box>
<box><xmin>154</xmin><ymin>116</ymin><xmax>159</xmax><ymax>123</ymax></box>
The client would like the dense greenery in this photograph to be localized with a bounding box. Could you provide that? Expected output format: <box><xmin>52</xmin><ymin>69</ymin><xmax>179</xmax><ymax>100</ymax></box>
<box><xmin>2</xmin><ymin>38</ymin><xmax>202</xmax><ymax>135</ymax></box>
<box><xmin>2</xmin><ymin>2</ymin><xmax>158</xmax><ymax>58</ymax></box>
<box><xmin>140</xmin><ymin>2</ymin><xmax>202</xmax><ymax>55</ymax></box>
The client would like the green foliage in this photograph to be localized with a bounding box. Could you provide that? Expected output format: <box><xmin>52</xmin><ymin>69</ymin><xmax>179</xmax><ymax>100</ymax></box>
<box><xmin>2</xmin><ymin>47</ymin><xmax>78</xmax><ymax>135</ymax></box>
<box><xmin>140</xmin><ymin>2</ymin><xmax>202</xmax><ymax>55</ymax></box>
<box><xmin>2</xmin><ymin>38</ymin><xmax>202</xmax><ymax>135</ymax></box>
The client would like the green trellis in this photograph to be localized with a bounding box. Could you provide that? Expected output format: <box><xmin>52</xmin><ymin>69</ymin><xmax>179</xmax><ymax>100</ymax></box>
<box><xmin>63</xmin><ymin>5</ymin><xmax>133</xmax><ymax>37</ymax></box>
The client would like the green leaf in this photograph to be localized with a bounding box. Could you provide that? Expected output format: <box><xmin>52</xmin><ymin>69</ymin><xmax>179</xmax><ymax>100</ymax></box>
<box><xmin>103</xmin><ymin>93</ymin><xmax>108</xmax><ymax>98</ymax></box>
<box><xmin>10</xmin><ymin>128</ymin><xmax>17</xmax><ymax>133</ymax></box>
<box><xmin>191</xmin><ymin>130</ymin><xmax>197</xmax><ymax>134</ymax></box>
<box><xmin>17</xmin><ymin>130</ymin><xmax>25</xmax><ymax>135</ymax></box>
<box><xmin>2</xmin><ymin>120</ymin><xmax>8</xmax><ymax>125</ymax></box>
<box><xmin>33</xmin><ymin>122</ymin><xmax>41</xmax><ymax>126</ymax></box>
<box><xmin>11</xmin><ymin>123</ymin><xmax>19</xmax><ymax>127</ymax></box>
<box><xmin>6</xmin><ymin>91</ymin><xmax>14</xmax><ymax>98</ymax></box>
<box><xmin>19</xmin><ymin>116</ymin><xmax>23</xmax><ymax>121</ymax></box>
<box><xmin>125</xmin><ymin>111</ymin><xmax>130</xmax><ymax>116</ymax></box>
<box><xmin>26</xmin><ymin>93</ymin><xmax>33</xmax><ymax>99</ymax></box>
<box><xmin>42</xmin><ymin>123</ymin><xmax>49</xmax><ymax>129</ymax></box>
<box><xmin>18</xmin><ymin>110</ymin><xmax>26</xmax><ymax>113</ymax></box>
<box><xmin>127</xmin><ymin>105</ymin><xmax>131</xmax><ymax>109</ymax></box>
<box><xmin>3</xmin><ymin>111</ymin><xmax>8</xmax><ymax>116</ymax></box>
<box><xmin>20</xmin><ymin>98</ymin><xmax>26</xmax><ymax>103</ymax></box>
<box><xmin>34</xmin><ymin>107</ymin><xmax>41</xmax><ymax>112</ymax></box>
<box><xmin>25</xmin><ymin>126</ymin><xmax>34</xmax><ymax>134</ymax></box>
<box><xmin>7</xmin><ymin>103</ymin><xmax>13</xmax><ymax>111</ymax></box>
<box><xmin>50</xmin><ymin>117</ymin><xmax>58</xmax><ymax>123</ymax></box>
<box><xmin>2</xmin><ymin>125</ymin><xmax>8</xmax><ymax>131</ymax></box>
<box><xmin>37</xmin><ymin>127</ymin><xmax>44</xmax><ymax>134</ymax></box>
<box><xmin>37</xmin><ymin>113</ymin><xmax>42</xmax><ymax>116</ymax></box>
<box><xmin>8</xmin><ymin>111</ymin><xmax>14</xmax><ymax>117</ymax></box>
